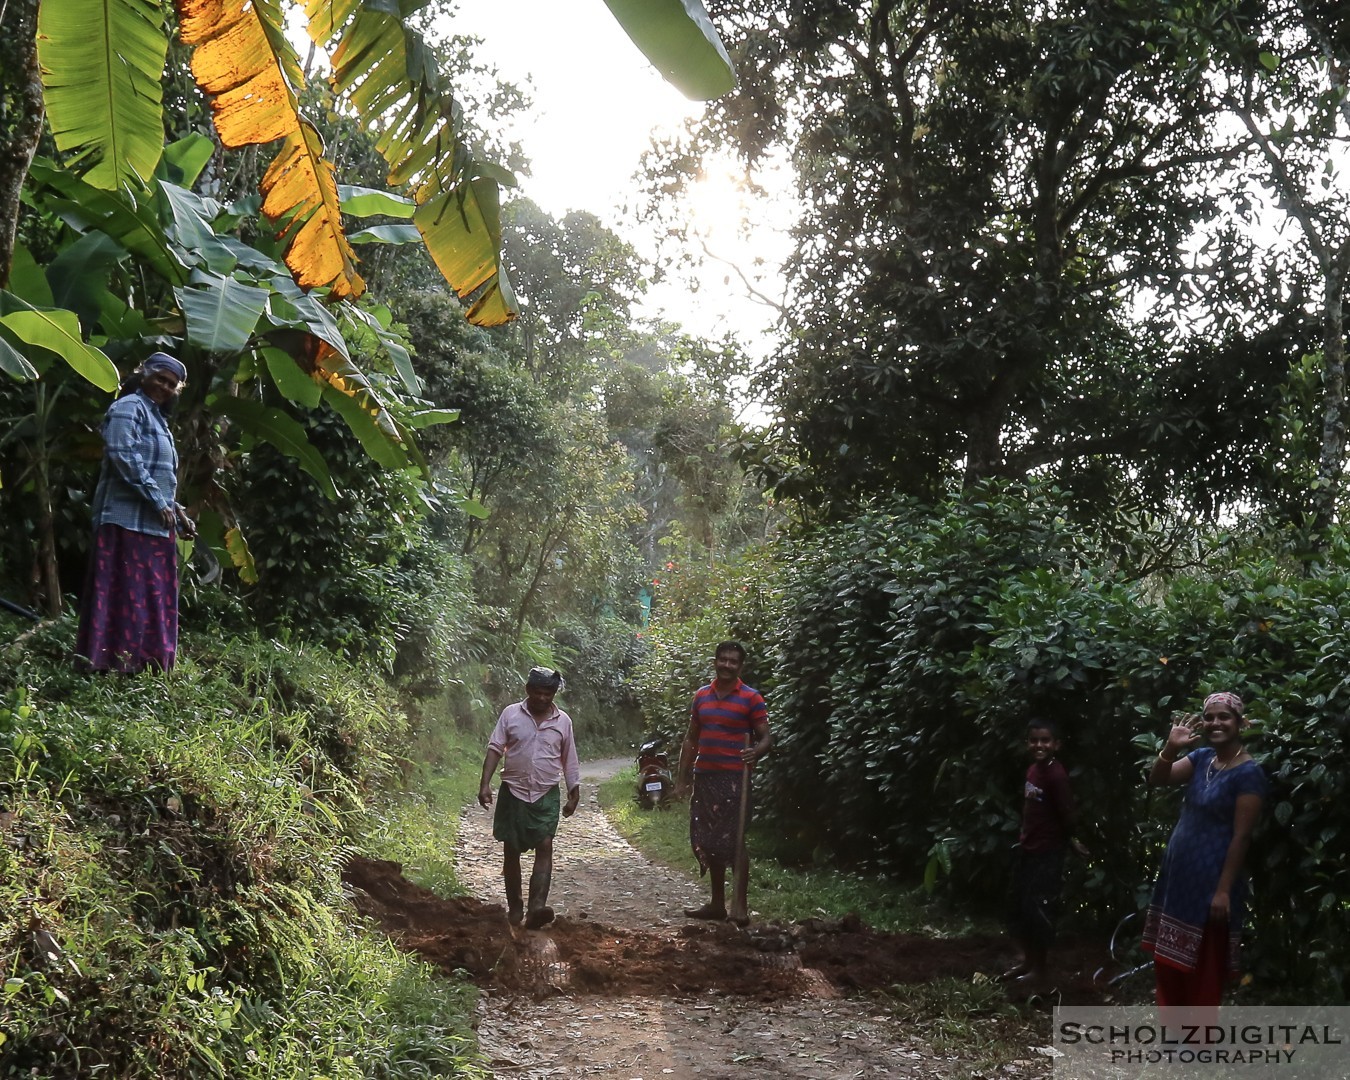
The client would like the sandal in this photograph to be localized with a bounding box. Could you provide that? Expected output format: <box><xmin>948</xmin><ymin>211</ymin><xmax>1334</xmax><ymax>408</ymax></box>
<box><xmin>683</xmin><ymin>904</ymin><xmax>727</xmax><ymax>920</ymax></box>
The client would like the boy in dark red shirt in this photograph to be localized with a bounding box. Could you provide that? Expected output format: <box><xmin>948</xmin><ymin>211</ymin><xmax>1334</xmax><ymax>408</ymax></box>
<box><xmin>1003</xmin><ymin>720</ymin><xmax>1087</xmax><ymax>993</ymax></box>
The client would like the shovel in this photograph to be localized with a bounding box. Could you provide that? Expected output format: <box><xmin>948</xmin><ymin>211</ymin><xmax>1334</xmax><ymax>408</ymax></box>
<box><xmin>728</xmin><ymin>732</ymin><xmax>752</xmax><ymax>926</ymax></box>
<box><xmin>0</xmin><ymin>596</ymin><xmax>41</xmax><ymax>621</ymax></box>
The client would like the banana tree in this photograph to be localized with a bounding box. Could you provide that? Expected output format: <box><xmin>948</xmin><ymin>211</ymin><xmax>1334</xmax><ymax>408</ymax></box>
<box><xmin>2</xmin><ymin>137</ymin><xmax>463</xmax><ymax>585</ymax></box>
<box><xmin>18</xmin><ymin>0</ymin><xmax>734</xmax><ymax>337</ymax></box>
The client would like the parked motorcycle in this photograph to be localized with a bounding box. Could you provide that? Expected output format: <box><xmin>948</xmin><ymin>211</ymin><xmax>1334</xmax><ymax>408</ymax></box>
<box><xmin>635</xmin><ymin>734</ymin><xmax>675</xmax><ymax>810</ymax></box>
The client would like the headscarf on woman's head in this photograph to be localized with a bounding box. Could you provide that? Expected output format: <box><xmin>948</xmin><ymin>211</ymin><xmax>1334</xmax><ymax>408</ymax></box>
<box><xmin>1203</xmin><ymin>691</ymin><xmax>1244</xmax><ymax>717</ymax></box>
<box><xmin>526</xmin><ymin>666</ymin><xmax>565</xmax><ymax>692</ymax></box>
<box><xmin>142</xmin><ymin>351</ymin><xmax>188</xmax><ymax>384</ymax></box>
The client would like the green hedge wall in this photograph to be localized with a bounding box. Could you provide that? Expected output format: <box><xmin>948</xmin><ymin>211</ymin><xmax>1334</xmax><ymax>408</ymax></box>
<box><xmin>761</xmin><ymin>486</ymin><xmax>1349</xmax><ymax>999</ymax></box>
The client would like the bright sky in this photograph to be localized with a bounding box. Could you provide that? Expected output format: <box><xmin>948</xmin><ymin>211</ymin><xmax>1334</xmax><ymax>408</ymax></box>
<box><xmin>443</xmin><ymin>0</ymin><xmax>791</xmax><ymax>362</ymax></box>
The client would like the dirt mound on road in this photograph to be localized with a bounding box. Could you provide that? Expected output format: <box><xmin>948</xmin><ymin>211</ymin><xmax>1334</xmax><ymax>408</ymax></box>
<box><xmin>343</xmin><ymin>856</ymin><xmax>1102</xmax><ymax>1001</ymax></box>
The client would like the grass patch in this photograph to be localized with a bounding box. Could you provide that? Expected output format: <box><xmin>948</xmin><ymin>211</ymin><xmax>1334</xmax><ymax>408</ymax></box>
<box><xmin>598</xmin><ymin>768</ymin><xmax>972</xmax><ymax>934</ymax></box>
<box><xmin>0</xmin><ymin>621</ymin><xmax>490</xmax><ymax>1078</ymax></box>
<box><xmin>599</xmin><ymin>766</ymin><xmax>695</xmax><ymax>867</ymax></box>
<box><xmin>363</xmin><ymin>708</ymin><xmax>490</xmax><ymax>897</ymax></box>
<box><xmin>884</xmin><ymin>977</ymin><xmax>1048</xmax><ymax>1079</ymax></box>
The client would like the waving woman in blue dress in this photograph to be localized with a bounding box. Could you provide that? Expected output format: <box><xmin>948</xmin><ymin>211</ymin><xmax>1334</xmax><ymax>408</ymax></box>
<box><xmin>1142</xmin><ymin>691</ymin><xmax>1267</xmax><ymax>1007</ymax></box>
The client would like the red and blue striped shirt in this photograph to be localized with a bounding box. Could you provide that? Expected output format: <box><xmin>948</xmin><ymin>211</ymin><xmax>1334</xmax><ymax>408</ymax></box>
<box><xmin>691</xmin><ymin>679</ymin><xmax>768</xmax><ymax>773</ymax></box>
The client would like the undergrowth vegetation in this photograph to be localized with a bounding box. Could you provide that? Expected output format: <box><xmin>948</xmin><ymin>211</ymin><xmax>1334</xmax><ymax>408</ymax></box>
<box><xmin>637</xmin><ymin>482</ymin><xmax>1350</xmax><ymax>1003</ymax></box>
<box><xmin>0</xmin><ymin>619</ymin><xmax>489</xmax><ymax>1078</ymax></box>
<box><xmin>884</xmin><ymin>977</ymin><xmax>1041</xmax><ymax>1079</ymax></box>
<box><xmin>597</xmin><ymin>768</ymin><xmax>963</xmax><ymax>935</ymax></box>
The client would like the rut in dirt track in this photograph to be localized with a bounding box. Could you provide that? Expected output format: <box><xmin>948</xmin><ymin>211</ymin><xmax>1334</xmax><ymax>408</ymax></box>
<box><xmin>339</xmin><ymin>760</ymin><xmax>1105</xmax><ymax>1001</ymax></box>
<box><xmin>337</xmin><ymin>767</ymin><xmax>1099</xmax><ymax>1077</ymax></box>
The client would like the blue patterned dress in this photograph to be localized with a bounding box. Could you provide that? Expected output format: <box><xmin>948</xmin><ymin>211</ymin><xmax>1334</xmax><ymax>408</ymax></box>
<box><xmin>1142</xmin><ymin>747</ymin><xmax>1268</xmax><ymax>973</ymax></box>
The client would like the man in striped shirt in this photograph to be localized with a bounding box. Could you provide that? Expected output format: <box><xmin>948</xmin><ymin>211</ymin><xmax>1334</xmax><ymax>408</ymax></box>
<box><xmin>676</xmin><ymin>641</ymin><xmax>772</xmax><ymax>926</ymax></box>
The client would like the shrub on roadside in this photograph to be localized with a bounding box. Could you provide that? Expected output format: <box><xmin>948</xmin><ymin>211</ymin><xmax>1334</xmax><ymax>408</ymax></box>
<box><xmin>629</xmin><ymin>542</ymin><xmax>782</xmax><ymax>744</ymax></box>
<box><xmin>760</xmin><ymin>484</ymin><xmax>1350</xmax><ymax>1000</ymax></box>
<box><xmin>0</xmin><ymin>625</ymin><xmax>486</xmax><ymax>1076</ymax></box>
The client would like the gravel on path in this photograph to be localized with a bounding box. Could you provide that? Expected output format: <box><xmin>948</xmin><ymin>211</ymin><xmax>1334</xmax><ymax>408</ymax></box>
<box><xmin>457</xmin><ymin>764</ymin><xmax>1049</xmax><ymax>1080</ymax></box>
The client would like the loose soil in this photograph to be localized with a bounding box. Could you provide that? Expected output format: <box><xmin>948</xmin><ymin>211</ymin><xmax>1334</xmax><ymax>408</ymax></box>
<box><xmin>342</xmin><ymin>758</ymin><xmax>1114</xmax><ymax>1078</ymax></box>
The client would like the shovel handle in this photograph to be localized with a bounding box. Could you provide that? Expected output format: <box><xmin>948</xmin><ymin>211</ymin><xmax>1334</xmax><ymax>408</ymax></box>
<box><xmin>730</xmin><ymin>732</ymin><xmax>752</xmax><ymax>922</ymax></box>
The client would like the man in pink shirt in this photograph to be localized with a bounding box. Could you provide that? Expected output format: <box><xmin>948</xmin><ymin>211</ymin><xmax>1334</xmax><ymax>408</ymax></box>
<box><xmin>478</xmin><ymin>667</ymin><xmax>581</xmax><ymax>929</ymax></box>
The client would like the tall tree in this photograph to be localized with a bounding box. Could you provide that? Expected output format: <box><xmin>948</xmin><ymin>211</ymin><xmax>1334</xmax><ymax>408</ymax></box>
<box><xmin>501</xmin><ymin>198</ymin><xmax>645</xmax><ymax>397</ymax></box>
<box><xmin>660</xmin><ymin>0</ymin><xmax>1255</xmax><ymax>512</ymax></box>
<box><xmin>1220</xmin><ymin>1</ymin><xmax>1350</xmax><ymax>536</ymax></box>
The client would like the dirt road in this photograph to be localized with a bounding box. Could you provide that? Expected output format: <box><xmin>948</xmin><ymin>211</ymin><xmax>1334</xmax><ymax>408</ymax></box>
<box><xmin>343</xmin><ymin>759</ymin><xmax>1057</xmax><ymax>1078</ymax></box>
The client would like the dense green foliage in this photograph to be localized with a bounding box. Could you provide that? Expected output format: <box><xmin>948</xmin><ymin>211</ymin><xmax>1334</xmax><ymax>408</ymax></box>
<box><xmin>649</xmin><ymin>0</ymin><xmax>1347</xmax><ymax>529</ymax></box>
<box><xmin>0</xmin><ymin>623</ymin><xmax>488</xmax><ymax>1077</ymax></box>
<box><xmin>629</xmin><ymin>542</ymin><xmax>782</xmax><ymax>737</ymax></box>
<box><xmin>753</xmin><ymin>484</ymin><xmax>1349</xmax><ymax>1000</ymax></box>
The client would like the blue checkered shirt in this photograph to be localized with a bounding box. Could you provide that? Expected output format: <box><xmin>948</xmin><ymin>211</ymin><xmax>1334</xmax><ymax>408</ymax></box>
<box><xmin>90</xmin><ymin>391</ymin><xmax>179</xmax><ymax>537</ymax></box>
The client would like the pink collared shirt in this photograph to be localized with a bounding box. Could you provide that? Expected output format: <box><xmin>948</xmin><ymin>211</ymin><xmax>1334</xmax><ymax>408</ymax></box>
<box><xmin>488</xmin><ymin>701</ymin><xmax>581</xmax><ymax>804</ymax></box>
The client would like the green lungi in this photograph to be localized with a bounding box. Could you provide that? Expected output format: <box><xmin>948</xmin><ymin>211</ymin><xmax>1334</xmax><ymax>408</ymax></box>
<box><xmin>493</xmin><ymin>783</ymin><xmax>561</xmax><ymax>851</ymax></box>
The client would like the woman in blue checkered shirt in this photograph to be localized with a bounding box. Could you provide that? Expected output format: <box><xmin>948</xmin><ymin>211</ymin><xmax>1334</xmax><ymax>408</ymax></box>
<box><xmin>75</xmin><ymin>352</ymin><xmax>195</xmax><ymax>673</ymax></box>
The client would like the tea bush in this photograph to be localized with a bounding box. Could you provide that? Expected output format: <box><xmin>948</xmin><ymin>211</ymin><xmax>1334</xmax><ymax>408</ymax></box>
<box><xmin>760</xmin><ymin>484</ymin><xmax>1350</xmax><ymax>1000</ymax></box>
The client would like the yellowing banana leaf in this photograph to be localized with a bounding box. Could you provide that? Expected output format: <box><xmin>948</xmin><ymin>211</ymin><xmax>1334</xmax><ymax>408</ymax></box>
<box><xmin>261</xmin><ymin>125</ymin><xmax>366</xmax><ymax>300</ymax></box>
<box><xmin>601</xmin><ymin>0</ymin><xmax>736</xmax><ymax>100</ymax></box>
<box><xmin>207</xmin><ymin>393</ymin><xmax>337</xmax><ymax>499</ymax></box>
<box><xmin>0</xmin><ymin>298</ymin><xmax>120</xmax><ymax>392</ymax></box>
<box><xmin>179</xmin><ymin>0</ymin><xmax>364</xmax><ymax>300</ymax></box>
<box><xmin>306</xmin><ymin>3</ymin><xmax>516</xmax><ymax>325</ymax></box>
<box><xmin>37</xmin><ymin>0</ymin><xmax>168</xmax><ymax>191</ymax></box>
<box><xmin>414</xmin><ymin>179</ymin><xmax>518</xmax><ymax>327</ymax></box>
<box><xmin>225</xmin><ymin>525</ymin><xmax>259</xmax><ymax>585</ymax></box>
<box><xmin>179</xmin><ymin>0</ymin><xmax>305</xmax><ymax>145</ymax></box>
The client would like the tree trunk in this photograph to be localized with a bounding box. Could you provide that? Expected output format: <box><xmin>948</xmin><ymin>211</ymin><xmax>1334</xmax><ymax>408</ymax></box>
<box><xmin>24</xmin><ymin>384</ymin><xmax>62</xmax><ymax>616</ymax></box>
<box><xmin>0</xmin><ymin>0</ymin><xmax>43</xmax><ymax>289</ymax></box>
<box><xmin>511</xmin><ymin>516</ymin><xmax>570</xmax><ymax>642</ymax></box>
<box><xmin>1312</xmin><ymin>263</ymin><xmax>1348</xmax><ymax>538</ymax></box>
<box><xmin>32</xmin><ymin>444</ymin><xmax>61</xmax><ymax>617</ymax></box>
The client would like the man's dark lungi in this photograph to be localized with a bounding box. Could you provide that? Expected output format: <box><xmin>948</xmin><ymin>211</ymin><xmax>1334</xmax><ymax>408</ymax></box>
<box><xmin>689</xmin><ymin>770</ymin><xmax>751</xmax><ymax>872</ymax></box>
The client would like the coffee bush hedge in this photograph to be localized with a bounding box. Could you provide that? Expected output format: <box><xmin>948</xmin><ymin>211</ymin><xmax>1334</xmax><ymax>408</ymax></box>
<box><xmin>759</xmin><ymin>485</ymin><xmax>1350</xmax><ymax>999</ymax></box>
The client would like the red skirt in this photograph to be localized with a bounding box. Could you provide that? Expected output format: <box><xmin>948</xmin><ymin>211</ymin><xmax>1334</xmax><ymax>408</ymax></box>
<box><xmin>75</xmin><ymin>524</ymin><xmax>178</xmax><ymax>673</ymax></box>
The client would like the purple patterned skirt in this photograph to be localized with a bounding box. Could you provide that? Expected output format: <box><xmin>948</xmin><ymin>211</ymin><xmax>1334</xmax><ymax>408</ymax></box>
<box><xmin>75</xmin><ymin>524</ymin><xmax>178</xmax><ymax>673</ymax></box>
